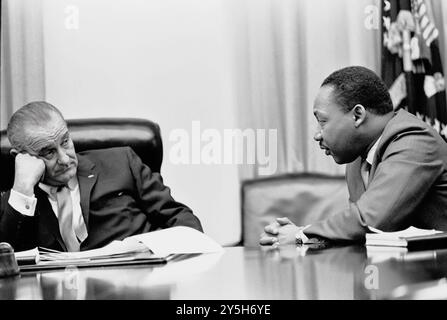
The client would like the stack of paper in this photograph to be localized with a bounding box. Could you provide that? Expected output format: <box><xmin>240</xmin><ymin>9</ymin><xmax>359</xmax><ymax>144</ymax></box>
<box><xmin>127</xmin><ymin>226</ymin><xmax>223</xmax><ymax>256</ymax></box>
<box><xmin>14</xmin><ymin>247</ymin><xmax>40</xmax><ymax>265</ymax></box>
<box><xmin>366</xmin><ymin>226</ymin><xmax>447</xmax><ymax>251</ymax></box>
<box><xmin>38</xmin><ymin>238</ymin><xmax>149</xmax><ymax>262</ymax></box>
<box><xmin>14</xmin><ymin>226</ymin><xmax>223</xmax><ymax>270</ymax></box>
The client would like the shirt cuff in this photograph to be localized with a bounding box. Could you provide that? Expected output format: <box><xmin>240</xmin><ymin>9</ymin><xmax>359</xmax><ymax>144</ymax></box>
<box><xmin>295</xmin><ymin>225</ymin><xmax>311</xmax><ymax>244</ymax></box>
<box><xmin>8</xmin><ymin>189</ymin><xmax>37</xmax><ymax>216</ymax></box>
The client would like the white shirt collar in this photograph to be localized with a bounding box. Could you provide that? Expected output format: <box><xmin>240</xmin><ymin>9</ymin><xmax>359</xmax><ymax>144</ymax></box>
<box><xmin>365</xmin><ymin>135</ymin><xmax>382</xmax><ymax>166</ymax></box>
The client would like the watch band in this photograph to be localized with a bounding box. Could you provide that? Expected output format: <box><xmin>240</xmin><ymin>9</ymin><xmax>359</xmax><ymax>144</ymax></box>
<box><xmin>295</xmin><ymin>225</ymin><xmax>311</xmax><ymax>245</ymax></box>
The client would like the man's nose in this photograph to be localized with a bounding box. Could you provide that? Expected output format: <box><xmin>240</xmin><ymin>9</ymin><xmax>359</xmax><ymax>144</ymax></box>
<box><xmin>314</xmin><ymin>130</ymin><xmax>322</xmax><ymax>141</ymax></box>
<box><xmin>56</xmin><ymin>148</ymin><xmax>70</xmax><ymax>165</ymax></box>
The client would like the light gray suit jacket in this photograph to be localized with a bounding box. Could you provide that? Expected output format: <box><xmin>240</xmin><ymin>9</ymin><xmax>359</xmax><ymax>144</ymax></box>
<box><xmin>306</xmin><ymin>109</ymin><xmax>447</xmax><ymax>241</ymax></box>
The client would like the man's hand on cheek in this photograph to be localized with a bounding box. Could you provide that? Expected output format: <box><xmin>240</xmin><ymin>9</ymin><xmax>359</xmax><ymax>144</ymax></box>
<box><xmin>12</xmin><ymin>152</ymin><xmax>46</xmax><ymax>196</ymax></box>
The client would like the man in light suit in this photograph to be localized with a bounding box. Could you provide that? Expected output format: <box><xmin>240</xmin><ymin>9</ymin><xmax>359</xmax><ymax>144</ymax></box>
<box><xmin>260</xmin><ymin>66</ymin><xmax>447</xmax><ymax>245</ymax></box>
<box><xmin>0</xmin><ymin>101</ymin><xmax>202</xmax><ymax>251</ymax></box>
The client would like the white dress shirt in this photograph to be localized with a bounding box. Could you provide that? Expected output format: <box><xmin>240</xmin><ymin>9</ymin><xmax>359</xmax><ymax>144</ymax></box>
<box><xmin>8</xmin><ymin>177</ymin><xmax>88</xmax><ymax>244</ymax></box>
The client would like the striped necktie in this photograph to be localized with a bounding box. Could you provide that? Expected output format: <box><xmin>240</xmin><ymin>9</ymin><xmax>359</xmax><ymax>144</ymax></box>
<box><xmin>55</xmin><ymin>186</ymin><xmax>80</xmax><ymax>252</ymax></box>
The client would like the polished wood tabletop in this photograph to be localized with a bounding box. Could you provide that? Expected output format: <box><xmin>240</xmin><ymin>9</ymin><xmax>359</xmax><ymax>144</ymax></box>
<box><xmin>1</xmin><ymin>245</ymin><xmax>447</xmax><ymax>300</ymax></box>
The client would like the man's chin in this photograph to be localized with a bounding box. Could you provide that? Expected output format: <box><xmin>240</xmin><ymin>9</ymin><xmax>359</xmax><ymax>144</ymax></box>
<box><xmin>45</xmin><ymin>168</ymin><xmax>77</xmax><ymax>186</ymax></box>
<box><xmin>332</xmin><ymin>154</ymin><xmax>357</xmax><ymax>165</ymax></box>
<box><xmin>333</xmin><ymin>157</ymin><xmax>343</xmax><ymax>164</ymax></box>
<box><xmin>331</xmin><ymin>154</ymin><xmax>347</xmax><ymax>164</ymax></box>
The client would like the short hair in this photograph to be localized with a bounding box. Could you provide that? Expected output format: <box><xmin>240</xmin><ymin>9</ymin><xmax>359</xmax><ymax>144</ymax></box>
<box><xmin>7</xmin><ymin>101</ymin><xmax>65</xmax><ymax>151</ymax></box>
<box><xmin>321</xmin><ymin>66</ymin><xmax>393</xmax><ymax>115</ymax></box>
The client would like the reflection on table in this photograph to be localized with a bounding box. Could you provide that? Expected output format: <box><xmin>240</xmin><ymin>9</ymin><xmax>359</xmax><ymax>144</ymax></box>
<box><xmin>1</xmin><ymin>246</ymin><xmax>447</xmax><ymax>300</ymax></box>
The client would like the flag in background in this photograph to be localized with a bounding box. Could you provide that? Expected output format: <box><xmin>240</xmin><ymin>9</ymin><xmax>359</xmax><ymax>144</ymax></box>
<box><xmin>381</xmin><ymin>0</ymin><xmax>447</xmax><ymax>139</ymax></box>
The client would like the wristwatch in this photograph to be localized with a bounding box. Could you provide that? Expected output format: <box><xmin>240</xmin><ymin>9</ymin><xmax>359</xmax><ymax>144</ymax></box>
<box><xmin>295</xmin><ymin>225</ymin><xmax>311</xmax><ymax>245</ymax></box>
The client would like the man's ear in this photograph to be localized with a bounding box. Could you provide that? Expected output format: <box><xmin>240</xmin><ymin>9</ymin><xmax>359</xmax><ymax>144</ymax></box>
<box><xmin>352</xmin><ymin>104</ymin><xmax>367</xmax><ymax>128</ymax></box>
<box><xmin>10</xmin><ymin>148</ymin><xmax>19</xmax><ymax>157</ymax></box>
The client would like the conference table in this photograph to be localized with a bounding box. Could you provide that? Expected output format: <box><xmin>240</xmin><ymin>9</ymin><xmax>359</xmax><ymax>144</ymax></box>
<box><xmin>1</xmin><ymin>245</ymin><xmax>447</xmax><ymax>300</ymax></box>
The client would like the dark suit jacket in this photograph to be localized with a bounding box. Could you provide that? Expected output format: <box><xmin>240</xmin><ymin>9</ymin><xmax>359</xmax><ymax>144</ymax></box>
<box><xmin>0</xmin><ymin>147</ymin><xmax>203</xmax><ymax>251</ymax></box>
<box><xmin>306</xmin><ymin>109</ymin><xmax>447</xmax><ymax>241</ymax></box>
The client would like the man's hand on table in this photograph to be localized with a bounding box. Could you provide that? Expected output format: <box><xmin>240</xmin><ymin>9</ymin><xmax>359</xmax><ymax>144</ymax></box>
<box><xmin>259</xmin><ymin>217</ymin><xmax>301</xmax><ymax>246</ymax></box>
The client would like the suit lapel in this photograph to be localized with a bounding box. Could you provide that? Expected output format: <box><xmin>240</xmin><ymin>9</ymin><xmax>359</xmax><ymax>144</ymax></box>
<box><xmin>347</xmin><ymin>111</ymin><xmax>411</xmax><ymax>202</ymax></box>
<box><xmin>35</xmin><ymin>187</ymin><xmax>67</xmax><ymax>251</ymax></box>
<box><xmin>76</xmin><ymin>154</ymin><xmax>98</xmax><ymax>228</ymax></box>
<box><xmin>365</xmin><ymin>112</ymin><xmax>400</xmax><ymax>185</ymax></box>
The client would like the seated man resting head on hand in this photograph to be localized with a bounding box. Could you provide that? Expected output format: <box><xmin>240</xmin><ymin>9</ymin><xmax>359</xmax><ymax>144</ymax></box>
<box><xmin>260</xmin><ymin>66</ymin><xmax>447</xmax><ymax>246</ymax></box>
<box><xmin>0</xmin><ymin>101</ymin><xmax>202</xmax><ymax>251</ymax></box>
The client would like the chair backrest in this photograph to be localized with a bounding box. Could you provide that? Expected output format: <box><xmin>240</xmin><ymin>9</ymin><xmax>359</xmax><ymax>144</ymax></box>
<box><xmin>0</xmin><ymin>118</ymin><xmax>163</xmax><ymax>192</ymax></box>
<box><xmin>241</xmin><ymin>173</ymin><xmax>349</xmax><ymax>247</ymax></box>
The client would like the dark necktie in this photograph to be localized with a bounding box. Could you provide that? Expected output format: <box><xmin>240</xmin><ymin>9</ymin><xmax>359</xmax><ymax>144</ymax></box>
<box><xmin>360</xmin><ymin>159</ymin><xmax>371</xmax><ymax>189</ymax></box>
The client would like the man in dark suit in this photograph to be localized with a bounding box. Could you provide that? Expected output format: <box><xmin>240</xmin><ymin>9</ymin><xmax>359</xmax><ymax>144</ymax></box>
<box><xmin>0</xmin><ymin>101</ymin><xmax>202</xmax><ymax>251</ymax></box>
<box><xmin>260</xmin><ymin>66</ymin><xmax>447</xmax><ymax>245</ymax></box>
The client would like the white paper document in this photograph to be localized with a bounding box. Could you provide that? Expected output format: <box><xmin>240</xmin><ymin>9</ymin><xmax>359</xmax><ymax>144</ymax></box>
<box><xmin>366</xmin><ymin>226</ymin><xmax>444</xmax><ymax>247</ymax></box>
<box><xmin>15</xmin><ymin>226</ymin><xmax>223</xmax><ymax>263</ymax></box>
<box><xmin>367</xmin><ymin>226</ymin><xmax>442</xmax><ymax>238</ymax></box>
<box><xmin>127</xmin><ymin>226</ymin><xmax>224</xmax><ymax>256</ymax></box>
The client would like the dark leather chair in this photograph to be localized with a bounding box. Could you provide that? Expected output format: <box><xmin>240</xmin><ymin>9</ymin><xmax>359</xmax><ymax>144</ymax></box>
<box><xmin>241</xmin><ymin>173</ymin><xmax>349</xmax><ymax>247</ymax></box>
<box><xmin>0</xmin><ymin>118</ymin><xmax>163</xmax><ymax>192</ymax></box>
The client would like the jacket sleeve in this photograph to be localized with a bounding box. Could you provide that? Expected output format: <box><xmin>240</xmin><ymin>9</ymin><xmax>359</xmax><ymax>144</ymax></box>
<box><xmin>126</xmin><ymin>147</ymin><xmax>203</xmax><ymax>232</ymax></box>
<box><xmin>305</xmin><ymin>128</ymin><xmax>444</xmax><ymax>241</ymax></box>
<box><xmin>0</xmin><ymin>191</ymin><xmax>38</xmax><ymax>251</ymax></box>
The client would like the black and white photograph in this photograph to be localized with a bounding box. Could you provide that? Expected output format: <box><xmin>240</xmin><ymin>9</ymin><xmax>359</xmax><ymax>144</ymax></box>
<box><xmin>1</xmin><ymin>0</ymin><xmax>447</xmax><ymax>308</ymax></box>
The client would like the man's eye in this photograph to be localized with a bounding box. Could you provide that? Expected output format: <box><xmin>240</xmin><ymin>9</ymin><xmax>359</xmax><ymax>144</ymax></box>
<box><xmin>41</xmin><ymin>150</ymin><xmax>54</xmax><ymax>158</ymax></box>
<box><xmin>62</xmin><ymin>138</ymin><xmax>69</xmax><ymax>146</ymax></box>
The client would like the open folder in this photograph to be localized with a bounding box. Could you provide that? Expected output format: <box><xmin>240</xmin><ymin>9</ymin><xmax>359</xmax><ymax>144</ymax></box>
<box><xmin>14</xmin><ymin>226</ymin><xmax>223</xmax><ymax>271</ymax></box>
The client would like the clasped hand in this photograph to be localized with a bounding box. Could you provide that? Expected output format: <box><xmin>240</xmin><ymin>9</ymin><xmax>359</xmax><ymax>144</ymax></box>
<box><xmin>259</xmin><ymin>217</ymin><xmax>300</xmax><ymax>246</ymax></box>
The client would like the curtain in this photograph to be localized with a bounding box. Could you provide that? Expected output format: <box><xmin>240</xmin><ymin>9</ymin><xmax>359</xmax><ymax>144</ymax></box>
<box><xmin>431</xmin><ymin>0</ymin><xmax>447</xmax><ymax>68</ymax></box>
<box><xmin>1</xmin><ymin>0</ymin><xmax>45</xmax><ymax>129</ymax></box>
<box><xmin>225</xmin><ymin>0</ymin><xmax>383</xmax><ymax>180</ymax></box>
